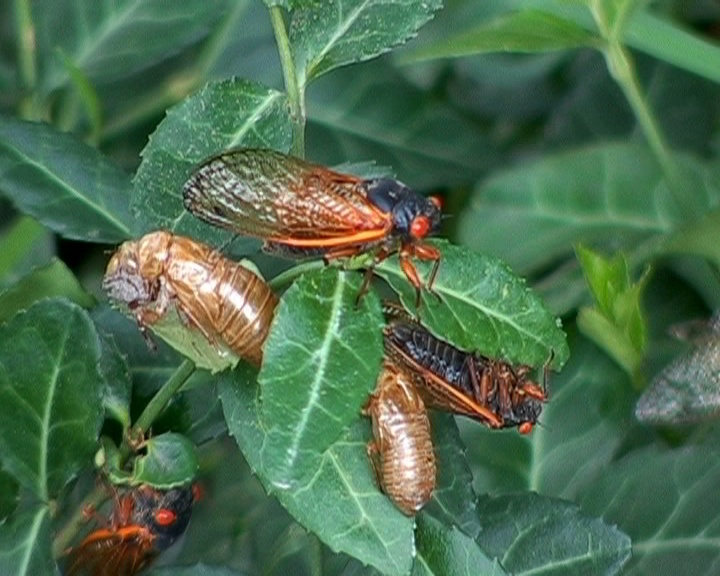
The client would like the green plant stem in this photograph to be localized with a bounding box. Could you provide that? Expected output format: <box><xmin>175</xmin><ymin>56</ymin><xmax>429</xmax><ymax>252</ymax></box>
<box><xmin>269</xmin><ymin>5</ymin><xmax>305</xmax><ymax>157</ymax></box>
<box><xmin>52</xmin><ymin>359</ymin><xmax>196</xmax><ymax>558</ymax></box>
<box><xmin>14</xmin><ymin>0</ymin><xmax>39</xmax><ymax>119</ymax></box>
<box><xmin>127</xmin><ymin>358</ymin><xmax>196</xmax><ymax>447</ymax></box>
<box><xmin>590</xmin><ymin>2</ymin><xmax>687</xmax><ymax>217</ymax></box>
<box><xmin>269</xmin><ymin>260</ymin><xmax>326</xmax><ymax>289</ymax></box>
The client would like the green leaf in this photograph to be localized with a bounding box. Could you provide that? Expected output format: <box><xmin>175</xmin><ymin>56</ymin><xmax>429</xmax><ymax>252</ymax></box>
<box><xmin>35</xmin><ymin>0</ymin><xmax>234</xmax><ymax>90</ymax></box>
<box><xmin>576</xmin><ymin>245</ymin><xmax>650</xmax><ymax>382</ymax></box>
<box><xmin>307</xmin><ymin>60</ymin><xmax>499</xmax><ymax>189</ymax></box>
<box><xmin>94</xmin><ymin>322</ymin><xmax>132</xmax><ymax>427</ymax></box>
<box><xmin>425</xmin><ymin>414</ymin><xmax>481</xmax><ymax>539</ymax></box>
<box><xmin>132</xmin><ymin>78</ymin><xmax>292</xmax><ymax>243</ymax></box>
<box><xmin>132</xmin><ymin>433</ymin><xmax>199</xmax><ymax>488</ymax></box>
<box><xmin>259</xmin><ymin>268</ymin><xmax>383</xmax><ymax>487</ymax></box>
<box><xmin>457</xmin><ymin>143</ymin><xmax>720</xmax><ymax>274</ymax></box>
<box><xmin>150</xmin><ymin>565</ymin><xmax>246</xmax><ymax>576</ymax></box>
<box><xmin>579</xmin><ymin>445</ymin><xmax>720</xmax><ymax>576</ymax></box>
<box><xmin>0</xmin><ymin>217</ymin><xmax>47</xmax><ymax>283</ymax></box>
<box><xmin>412</xmin><ymin>513</ymin><xmax>505</xmax><ymax>576</ymax></box>
<box><xmin>635</xmin><ymin>314</ymin><xmax>720</xmax><ymax>425</ymax></box>
<box><xmin>290</xmin><ymin>0</ymin><xmax>442</xmax><ymax>84</ymax></box>
<box><xmin>376</xmin><ymin>240</ymin><xmax>568</xmax><ymax>369</ymax></box>
<box><xmin>0</xmin><ymin>259</ymin><xmax>95</xmax><ymax>324</ymax></box>
<box><xmin>0</xmin><ymin>469</ymin><xmax>18</xmax><ymax>521</ymax></box>
<box><xmin>477</xmin><ymin>493</ymin><xmax>631</xmax><ymax>575</ymax></box>
<box><xmin>0</xmin><ymin>299</ymin><xmax>104</xmax><ymax>501</ymax></box>
<box><xmin>661</xmin><ymin>207</ymin><xmax>720</xmax><ymax>268</ymax></box>
<box><xmin>403</xmin><ymin>9</ymin><xmax>598</xmax><ymax>62</ymax></box>
<box><xmin>0</xmin><ymin>117</ymin><xmax>134</xmax><ymax>243</ymax></box>
<box><xmin>0</xmin><ymin>503</ymin><xmax>58</xmax><ymax>575</ymax></box>
<box><xmin>219</xmin><ymin>364</ymin><xmax>415</xmax><ymax>576</ymax></box>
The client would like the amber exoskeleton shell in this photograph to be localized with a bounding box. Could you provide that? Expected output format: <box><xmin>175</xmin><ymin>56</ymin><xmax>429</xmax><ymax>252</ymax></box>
<box><xmin>364</xmin><ymin>361</ymin><xmax>436</xmax><ymax>515</ymax></box>
<box><xmin>102</xmin><ymin>231</ymin><xmax>277</xmax><ymax>366</ymax></box>
<box><xmin>182</xmin><ymin>148</ymin><xmax>443</xmax><ymax>304</ymax></box>
<box><xmin>65</xmin><ymin>484</ymin><xmax>195</xmax><ymax>576</ymax></box>
<box><xmin>383</xmin><ymin>307</ymin><xmax>548</xmax><ymax>433</ymax></box>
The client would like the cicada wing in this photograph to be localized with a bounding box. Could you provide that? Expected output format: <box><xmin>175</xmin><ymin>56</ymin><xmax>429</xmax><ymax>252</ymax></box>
<box><xmin>65</xmin><ymin>527</ymin><xmax>154</xmax><ymax>576</ymax></box>
<box><xmin>183</xmin><ymin>148</ymin><xmax>390</xmax><ymax>243</ymax></box>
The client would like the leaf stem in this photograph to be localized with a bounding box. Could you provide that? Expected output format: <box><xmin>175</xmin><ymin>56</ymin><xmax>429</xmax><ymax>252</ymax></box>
<box><xmin>269</xmin><ymin>5</ymin><xmax>305</xmax><ymax>157</ymax></box>
<box><xmin>129</xmin><ymin>358</ymin><xmax>196</xmax><ymax>442</ymax></box>
<box><xmin>52</xmin><ymin>358</ymin><xmax>197</xmax><ymax>558</ymax></box>
<box><xmin>269</xmin><ymin>260</ymin><xmax>326</xmax><ymax>289</ymax></box>
<box><xmin>13</xmin><ymin>0</ymin><xmax>39</xmax><ymax>119</ymax></box>
<box><xmin>590</xmin><ymin>2</ymin><xmax>689</xmax><ymax>218</ymax></box>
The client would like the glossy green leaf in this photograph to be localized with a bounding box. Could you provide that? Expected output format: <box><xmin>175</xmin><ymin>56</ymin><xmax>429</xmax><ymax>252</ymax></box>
<box><xmin>457</xmin><ymin>144</ymin><xmax>720</xmax><ymax>274</ymax></box>
<box><xmin>132</xmin><ymin>433</ymin><xmax>199</xmax><ymax>488</ymax></box>
<box><xmin>579</xmin><ymin>445</ymin><xmax>720</xmax><ymax>576</ymax></box>
<box><xmin>635</xmin><ymin>314</ymin><xmax>720</xmax><ymax>425</ymax></box>
<box><xmin>259</xmin><ymin>268</ymin><xmax>383</xmax><ymax>487</ymax></box>
<box><xmin>0</xmin><ymin>469</ymin><xmax>18</xmax><ymax>521</ymax></box>
<box><xmin>35</xmin><ymin>0</ymin><xmax>233</xmax><ymax>91</ymax></box>
<box><xmin>376</xmin><ymin>240</ymin><xmax>568</xmax><ymax>369</ymax></box>
<box><xmin>425</xmin><ymin>414</ymin><xmax>481</xmax><ymax>539</ymax></box>
<box><xmin>0</xmin><ymin>299</ymin><xmax>104</xmax><ymax>500</ymax></box>
<box><xmin>403</xmin><ymin>9</ymin><xmax>597</xmax><ymax>62</ymax></box>
<box><xmin>0</xmin><ymin>503</ymin><xmax>57</xmax><ymax>575</ymax></box>
<box><xmin>132</xmin><ymin>78</ymin><xmax>292</xmax><ymax>242</ymax></box>
<box><xmin>307</xmin><ymin>61</ymin><xmax>498</xmax><ymax>189</ymax></box>
<box><xmin>0</xmin><ymin>259</ymin><xmax>95</xmax><ymax>324</ymax></box>
<box><xmin>290</xmin><ymin>0</ymin><xmax>442</xmax><ymax>83</ymax></box>
<box><xmin>94</xmin><ymin>322</ymin><xmax>132</xmax><ymax>427</ymax></box>
<box><xmin>477</xmin><ymin>493</ymin><xmax>631</xmax><ymax>575</ymax></box>
<box><xmin>412</xmin><ymin>513</ymin><xmax>504</xmax><ymax>576</ymax></box>
<box><xmin>219</xmin><ymin>364</ymin><xmax>415</xmax><ymax>576</ymax></box>
<box><xmin>0</xmin><ymin>117</ymin><xmax>134</xmax><ymax>242</ymax></box>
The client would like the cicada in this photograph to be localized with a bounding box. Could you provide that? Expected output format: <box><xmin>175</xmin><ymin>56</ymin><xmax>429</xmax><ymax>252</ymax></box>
<box><xmin>65</xmin><ymin>484</ymin><xmax>196</xmax><ymax>576</ymax></box>
<box><xmin>182</xmin><ymin>148</ymin><xmax>442</xmax><ymax>304</ymax></box>
<box><xmin>383</xmin><ymin>308</ymin><xmax>548</xmax><ymax>434</ymax></box>
<box><xmin>363</xmin><ymin>361</ymin><xmax>436</xmax><ymax>515</ymax></box>
<box><xmin>103</xmin><ymin>231</ymin><xmax>278</xmax><ymax>367</ymax></box>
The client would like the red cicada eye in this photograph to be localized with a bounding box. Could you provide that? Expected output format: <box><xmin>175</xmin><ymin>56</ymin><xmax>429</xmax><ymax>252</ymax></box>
<box><xmin>429</xmin><ymin>195</ymin><xmax>443</xmax><ymax>210</ymax></box>
<box><xmin>518</xmin><ymin>422</ymin><xmax>534</xmax><ymax>435</ymax></box>
<box><xmin>154</xmin><ymin>508</ymin><xmax>177</xmax><ymax>527</ymax></box>
<box><xmin>410</xmin><ymin>215</ymin><xmax>431</xmax><ymax>239</ymax></box>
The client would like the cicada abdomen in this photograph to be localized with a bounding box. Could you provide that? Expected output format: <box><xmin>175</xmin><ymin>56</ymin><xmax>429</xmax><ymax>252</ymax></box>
<box><xmin>363</xmin><ymin>361</ymin><xmax>436</xmax><ymax>515</ymax></box>
<box><xmin>383</xmin><ymin>309</ymin><xmax>548</xmax><ymax>433</ymax></box>
<box><xmin>103</xmin><ymin>231</ymin><xmax>277</xmax><ymax>367</ymax></box>
<box><xmin>65</xmin><ymin>484</ymin><xmax>196</xmax><ymax>576</ymax></box>
<box><xmin>182</xmin><ymin>148</ymin><xmax>443</xmax><ymax>305</ymax></box>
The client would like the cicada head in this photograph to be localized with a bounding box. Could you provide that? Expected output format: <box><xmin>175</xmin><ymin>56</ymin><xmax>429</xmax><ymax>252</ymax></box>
<box><xmin>365</xmin><ymin>179</ymin><xmax>442</xmax><ymax>241</ymax></box>
<box><xmin>130</xmin><ymin>485</ymin><xmax>195</xmax><ymax>552</ymax></box>
<box><xmin>103</xmin><ymin>232</ymin><xmax>173</xmax><ymax>309</ymax></box>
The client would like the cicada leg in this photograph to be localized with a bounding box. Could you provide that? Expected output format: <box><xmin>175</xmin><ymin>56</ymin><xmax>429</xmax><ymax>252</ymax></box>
<box><xmin>354</xmin><ymin>245</ymin><xmax>393</xmax><ymax>307</ymax></box>
<box><xmin>399</xmin><ymin>243</ymin><xmax>442</xmax><ymax>308</ymax></box>
<box><xmin>412</xmin><ymin>242</ymin><xmax>442</xmax><ymax>296</ymax></box>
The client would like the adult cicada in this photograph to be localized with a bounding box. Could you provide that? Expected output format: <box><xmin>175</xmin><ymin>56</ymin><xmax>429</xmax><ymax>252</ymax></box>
<box><xmin>64</xmin><ymin>484</ymin><xmax>196</xmax><ymax>576</ymax></box>
<box><xmin>383</xmin><ymin>307</ymin><xmax>548</xmax><ymax>434</ymax></box>
<box><xmin>363</xmin><ymin>361</ymin><xmax>436</xmax><ymax>516</ymax></box>
<box><xmin>182</xmin><ymin>148</ymin><xmax>442</xmax><ymax>304</ymax></box>
<box><xmin>103</xmin><ymin>231</ymin><xmax>277</xmax><ymax>367</ymax></box>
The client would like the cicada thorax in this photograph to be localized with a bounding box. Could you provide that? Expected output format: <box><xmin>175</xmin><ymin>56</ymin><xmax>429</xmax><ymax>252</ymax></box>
<box><xmin>65</xmin><ymin>485</ymin><xmax>195</xmax><ymax>576</ymax></box>
<box><xmin>364</xmin><ymin>361</ymin><xmax>436</xmax><ymax>516</ymax></box>
<box><xmin>383</xmin><ymin>313</ymin><xmax>548</xmax><ymax>433</ymax></box>
<box><xmin>181</xmin><ymin>148</ymin><xmax>443</xmax><ymax>304</ymax></box>
<box><xmin>103</xmin><ymin>231</ymin><xmax>278</xmax><ymax>367</ymax></box>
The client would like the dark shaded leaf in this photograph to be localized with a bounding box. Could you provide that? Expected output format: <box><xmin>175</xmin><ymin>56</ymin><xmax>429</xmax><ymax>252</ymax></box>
<box><xmin>150</xmin><ymin>565</ymin><xmax>246</xmax><ymax>576</ymax></box>
<box><xmin>0</xmin><ymin>469</ymin><xmax>18</xmax><ymax>521</ymax></box>
<box><xmin>219</xmin><ymin>364</ymin><xmax>415</xmax><ymax>576</ymax></box>
<box><xmin>0</xmin><ymin>299</ymin><xmax>104</xmax><ymax>500</ymax></box>
<box><xmin>94</xmin><ymin>322</ymin><xmax>132</xmax><ymax>427</ymax></box>
<box><xmin>132</xmin><ymin>78</ymin><xmax>292</xmax><ymax>242</ymax></box>
<box><xmin>290</xmin><ymin>0</ymin><xmax>442</xmax><ymax>83</ymax></box>
<box><xmin>0</xmin><ymin>117</ymin><xmax>134</xmax><ymax>242</ymax></box>
<box><xmin>579</xmin><ymin>445</ymin><xmax>720</xmax><ymax>576</ymax></box>
<box><xmin>0</xmin><ymin>217</ymin><xmax>50</xmax><ymax>287</ymax></box>
<box><xmin>0</xmin><ymin>503</ymin><xmax>58</xmax><ymax>575</ymax></box>
<box><xmin>0</xmin><ymin>259</ymin><xmax>95</xmax><ymax>324</ymax></box>
<box><xmin>376</xmin><ymin>240</ymin><xmax>568</xmax><ymax>369</ymax></box>
<box><xmin>412</xmin><ymin>513</ymin><xmax>504</xmax><ymax>576</ymax></box>
<box><xmin>477</xmin><ymin>493</ymin><xmax>631</xmax><ymax>575</ymax></box>
<box><xmin>259</xmin><ymin>268</ymin><xmax>383</xmax><ymax>487</ymax></box>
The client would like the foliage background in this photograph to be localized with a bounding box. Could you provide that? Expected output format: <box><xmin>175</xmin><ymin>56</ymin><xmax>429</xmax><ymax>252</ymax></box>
<box><xmin>0</xmin><ymin>0</ymin><xmax>720</xmax><ymax>574</ymax></box>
